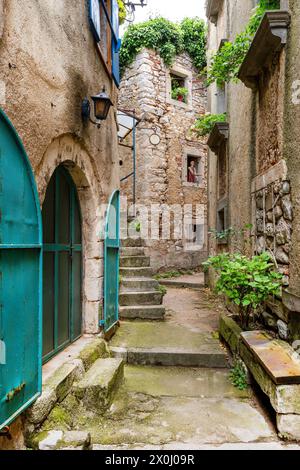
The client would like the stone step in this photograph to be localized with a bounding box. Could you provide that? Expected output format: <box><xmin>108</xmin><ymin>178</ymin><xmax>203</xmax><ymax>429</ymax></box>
<box><xmin>120</xmin><ymin>247</ymin><xmax>145</xmax><ymax>257</ymax></box>
<box><xmin>120</xmin><ymin>267</ymin><xmax>154</xmax><ymax>278</ymax></box>
<box><xmin>119</xmin><ymin>305</ymin><xmax>166</xmax><ymax>320</ymax></box>
<box><xmin>120</xmin><ymin>256</ymin><xmax>150</xmax><ymax>268</ymax></box>
<box><xmin>158</xmin><ymin>274</ymin><xmax>205</xmax><ymax>289</ymax></box>
<box><xmin>121</xmin><ymin>237</ymin><xmax>144</xmax><ymax>247</ymax></box>
<box><xmin>73</xmin><ymin>358</ymin><xmax>124</xmax><ymax>412</ymax></box>
<box><xmin>110</xmin><ymin>322</ymin><xmax>228</xmax><ymax>368</ymax></box>
<box><xmin>119</xmin><ymin>291</ymin><xmax>163</xmax><ymax>306</ymax></box>
<box><xmin>121</xmin><ymin>277</ymin><xmax>159</xmax><ymax>291</ymax></box>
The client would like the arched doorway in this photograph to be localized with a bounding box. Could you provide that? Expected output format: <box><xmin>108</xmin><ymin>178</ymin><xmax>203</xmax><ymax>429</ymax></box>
<box><xmin>42</xmin><ymin>165</ymin><xmax>82</xmax><ymax>362</ymax></box>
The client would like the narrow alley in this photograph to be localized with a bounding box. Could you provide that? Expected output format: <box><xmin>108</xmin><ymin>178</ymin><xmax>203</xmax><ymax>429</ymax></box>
<box><xmin>30</xmin><ymin>238</ymin><xmax>299</xmax><ymax>450</ymax></box>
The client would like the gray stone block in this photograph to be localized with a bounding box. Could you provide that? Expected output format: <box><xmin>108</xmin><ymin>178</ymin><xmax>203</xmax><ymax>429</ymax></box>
<box><xmin>73</xmin><ymin>358</ymin><xmax>124</xmax><ymax>411</ymax></box>
<box><xmin>26</xmin><ymin>388</ymin><xmax>57</xmax><ymax>425</ymax></box>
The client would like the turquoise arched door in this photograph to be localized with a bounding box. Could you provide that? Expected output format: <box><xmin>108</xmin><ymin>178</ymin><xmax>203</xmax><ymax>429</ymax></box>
<box><xmin>103</xmin><ymin>190</ymin><xmax>120</xmax><ymax>334</ymax></box>
<box><xmin>0</xmin><ymin>110</ymin><xmax>42</xmax><ymax>430</ymax></box>
<box><xmin>42</xmin><ymin>166</ymin><xmax>82</xmax><ymax>362</ymax></box>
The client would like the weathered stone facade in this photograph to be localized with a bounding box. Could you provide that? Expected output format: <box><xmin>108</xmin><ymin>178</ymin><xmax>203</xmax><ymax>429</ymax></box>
<box><xmin>118</xmin><ymin>49</ymin><xmax>208</xmax><ymax>271</ymax></box>
<box><xmin>207</xmin><ymin>1</ymin><xmax>299</xmax><ymax>341</ymax></box>
<box><xmin>0</xmin><ymin>0</ymin><xmax>119</xmax><ymax>448</ymax></box>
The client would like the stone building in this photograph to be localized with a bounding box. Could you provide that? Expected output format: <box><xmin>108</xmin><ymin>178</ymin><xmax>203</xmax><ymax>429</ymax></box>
<box><xmin>206</xmin><ymin>0</ymin><xmax>300</xmax><ymax>438</ymax></box>
<box><xmin>118</xmin><ymin>49</ymin><xmax>208</xmax><ymax>271</ymax></box>
<box><xmin>0</xmin><ymin>0</ymin><xmax>121</xmax><ymax>449</ymax></box>
<box><xmin>206</xmin><ymin>0</ymin><xmax>299</xmax><ymax>339</ymax></box>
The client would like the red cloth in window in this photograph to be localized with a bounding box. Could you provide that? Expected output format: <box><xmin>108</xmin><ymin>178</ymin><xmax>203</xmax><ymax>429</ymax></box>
<box><xmin>188</xmin><ymin>169</ymin><xmax>196</xmax><ymax>183</ymax></box>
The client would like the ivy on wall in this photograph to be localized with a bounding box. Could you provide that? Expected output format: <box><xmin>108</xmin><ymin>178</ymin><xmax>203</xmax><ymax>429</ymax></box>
<box><xmin>119</xmin><ymin>17</ymin><xmax>207</xmax><ymax>75</ymax></box>
<box><xmin>193</xmin><ymin>113</ymin><xmax>227</xmax><ymax>137</ymax></box>
<box><xmin>206</xmin><ymin>0</ymin><xmax>280</xmax><ymax>86</ymax></box>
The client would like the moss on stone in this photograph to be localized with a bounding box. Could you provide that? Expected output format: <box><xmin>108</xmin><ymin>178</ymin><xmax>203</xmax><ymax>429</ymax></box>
<box><xmin>79</xmin><ymin>339</ymin><xmax>110</xmax><ymax>371</ymax></box>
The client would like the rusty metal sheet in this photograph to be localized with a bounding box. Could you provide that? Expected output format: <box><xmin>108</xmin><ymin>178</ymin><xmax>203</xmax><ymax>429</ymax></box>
<box><xmin>241</xmin><ymin>331</ymin><xmax>300</xmax><ymax>385</ymax></box>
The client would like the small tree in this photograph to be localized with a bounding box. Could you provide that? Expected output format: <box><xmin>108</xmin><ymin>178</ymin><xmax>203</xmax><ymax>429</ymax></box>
<box><xmin>203</xmin><ymin>252</ymin><xmax>282</xmax><ymax>329</ymax></box>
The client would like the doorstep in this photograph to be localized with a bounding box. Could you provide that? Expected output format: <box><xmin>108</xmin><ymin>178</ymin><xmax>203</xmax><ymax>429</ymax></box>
<box><xmin>25</xmin><ymin>335</ymin><xmax>110</xmax><ymax>430</ymax></box>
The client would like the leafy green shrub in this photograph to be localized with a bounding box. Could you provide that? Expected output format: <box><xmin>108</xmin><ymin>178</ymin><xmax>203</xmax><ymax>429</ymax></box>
<box><xmin>203</xmin><ymin>252</ymin><xmax>282</xmax><ymax>329</ymax></box>
<box><xmin>206</xmin><ymin>0</ymin><xmax>280</xmax><ymax>86</ymax></box>
<box><xmin>120</xmin><ymin>17</ymin><xmax>206</xmax><ymax>75</ymax></box>
<box><xmin>230</xmin><ymin>358</ymin><xmax>248</xmax><ymax>390</ymax></box>
<box><xmin>193</xmin><ymin>113</ymin><xmax>226</xmax><ymax>136</ymax></box>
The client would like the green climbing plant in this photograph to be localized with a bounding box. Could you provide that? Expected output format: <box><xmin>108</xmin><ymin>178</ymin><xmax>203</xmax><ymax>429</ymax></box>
<box><xmin>193</xmin><ymin>113</ymin><xmax>226</xmax><ymax>136</ymax></box>
<box><xmin>120</xmin><ymin>17</ymin><xmax>207</xmax><ymax>75</ymax></box>
<box><xmin>206</xmin><ymin>0</ymin><xmax>280</xmax><ymax>86</ymax></box>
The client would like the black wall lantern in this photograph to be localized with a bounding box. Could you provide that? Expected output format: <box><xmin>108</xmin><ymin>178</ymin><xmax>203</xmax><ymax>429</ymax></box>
<box><xmin>82</xmin><ymin>87</ymin><xmax>113</xmax><ymax>127</ymax></box>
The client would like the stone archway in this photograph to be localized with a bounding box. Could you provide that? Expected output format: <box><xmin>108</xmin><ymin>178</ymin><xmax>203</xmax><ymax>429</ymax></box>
<box><xmin>36</xmin><ymin>134</ymin><xmax>104</xmax><ymax>335</ymax></box>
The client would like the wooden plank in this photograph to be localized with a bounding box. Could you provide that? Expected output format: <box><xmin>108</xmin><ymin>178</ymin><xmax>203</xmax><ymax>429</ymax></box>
<box><xmin>241</xmin><ymin>331</ymin><xmax>300</xmax><ymax>385</ymax></box>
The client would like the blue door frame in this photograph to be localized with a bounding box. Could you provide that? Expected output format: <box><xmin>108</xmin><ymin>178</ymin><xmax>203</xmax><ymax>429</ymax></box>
<box><xmin>0</xmin><ymin>110</ymin><xmax>42</xmax><ymax>430</ymax></box>
<box><xmin>102</xmin><ymin>190</ymin><xmax>120</xmax><ymax>334</ymax></box>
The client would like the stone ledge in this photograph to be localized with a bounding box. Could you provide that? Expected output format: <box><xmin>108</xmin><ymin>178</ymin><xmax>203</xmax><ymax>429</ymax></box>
<box><xmin>251</xmin><ymin>159</ymin><xmax>287</xmax><ymax>193</ymax></box>
<box><xmin>238</xmin><ymin>11</ymin><xmax>291</xmax><ymax>90</ymax></box>
<box><xmin>219</xmin><ymin>315</ymin><xmax>242</xmax><ymax>355</ymax></box>
<box><xmin>207</xmin><ymin>122</ymin><xmax>229</xmax><ymax>153</ymax></box>
<box><xmin>219</xmin><ymin>314</ymin><xmax>300</xmax><ymax>439</ymax></box>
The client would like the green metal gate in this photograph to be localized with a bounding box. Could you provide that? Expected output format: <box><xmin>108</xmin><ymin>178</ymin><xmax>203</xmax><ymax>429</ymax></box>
<box><xmin>0</xmin><ymin>110</ymin><xmax>42</xmax><ymax>430</ymax></box>
<box><xmin>102</xmin><ymin>190</ymin><xmax>120</xmax><ymax>334</ymax></box>
<box><xmin>42</xmin><ymin>166</ymin><xmax>82</xmax><ymax>362</ymax></box>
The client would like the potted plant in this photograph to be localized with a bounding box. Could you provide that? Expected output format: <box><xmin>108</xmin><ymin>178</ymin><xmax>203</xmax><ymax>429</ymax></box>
<box><xmin>171</xmin><ymin>86</ymin><xmax>188</xmax><ymax>103</ymax></box>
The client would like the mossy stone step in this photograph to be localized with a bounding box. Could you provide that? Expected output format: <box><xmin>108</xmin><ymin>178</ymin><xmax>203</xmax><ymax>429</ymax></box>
<box><xmin>120</xmin><ymin>277</ymin><xmax>159</xmax><ymax>291</ymax></box>
<box><xmin>119</xmin><ymin>305</ymin><xmax>165</xmax><ymax>320</ymax></box>
<box><xmin>119</xmin><ymin>291</ymin><xmax>163</xmax><ymax>306</ymax></box>
<box><xmin>73</xmin><ymin>358</ymin><xmax>124</xmax><ymax>412</ymax></box>
<box><xmin>120</xmin><ymin>267</ymin><xmax>154</xmax><ymax>278</ymax></box>
<box><xmin>120</xmin><ymin>256</ymin><xmax>150</xmax><ymax>268</ymax></box>
<box><xmin>120</xmin><ymin>247</ymin><xmax>145</xmax><ymax>256</ymax></box>
<box><xmin>121</xmin><ymin>238</ymin><xmax>144</xmax><ymax>248</ymax></box>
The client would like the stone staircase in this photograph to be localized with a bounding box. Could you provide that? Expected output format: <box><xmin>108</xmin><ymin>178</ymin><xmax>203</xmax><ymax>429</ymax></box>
<box><xmin>119</xmin><ymin>237</ymin><xmax>166</xmax><ymax>321</ymax></box>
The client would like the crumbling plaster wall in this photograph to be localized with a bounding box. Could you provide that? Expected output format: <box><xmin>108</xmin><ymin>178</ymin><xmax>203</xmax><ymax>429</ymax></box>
<box><xmin>0</xmin><ymin>0</ymin><xmax>120</xmax><ymax>337</ymax></box>
<box><xmin>118</xmin><ymin>49</ymin><xmax>208</xmax><ymax>270</ymax></box>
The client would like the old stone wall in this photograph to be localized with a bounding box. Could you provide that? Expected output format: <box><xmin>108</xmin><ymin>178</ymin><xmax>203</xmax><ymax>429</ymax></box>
<box><xmin>0</xmin><ymin>0</ymin><xmax>119</xmax><ymax>448</ymax></box>
<box><xmin>207</xmin><ymin>0</ymin><xmax>300</xmax><ymax>341</ymax></box>
<box><xmin>118</xmin><ymin>49</ymin><xmax>208</xmax><ymax>271</ymax></box>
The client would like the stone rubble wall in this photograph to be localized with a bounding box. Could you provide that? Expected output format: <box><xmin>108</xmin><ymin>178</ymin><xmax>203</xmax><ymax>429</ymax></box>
<box><xmin>118</xmin><ymin>49</ymin><xmax>208</xmax><ymax>271</ymax></box>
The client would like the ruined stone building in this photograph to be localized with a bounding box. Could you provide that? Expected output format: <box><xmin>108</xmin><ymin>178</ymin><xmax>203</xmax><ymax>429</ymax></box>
<box><xmin>118</xmin><ymin>49</ymin><xmax>208</xmax><ymax>271</ymax></box>
<box><xmin>206</xmin><ymin>0</ymin><xmax>299</xmax><ymax>342</ymax></box>
<box><xmin>0</xmin><ymin>0</ymin><xmax>121</xmax><ymax>449</ymax></box>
